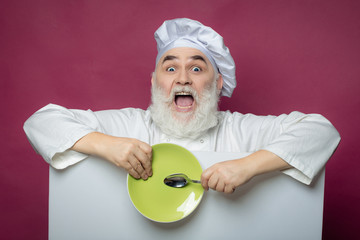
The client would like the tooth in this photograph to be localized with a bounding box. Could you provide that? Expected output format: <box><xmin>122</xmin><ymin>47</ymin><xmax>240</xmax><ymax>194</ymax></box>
<box><xmin>176</xmin><ymin>91</ymin><xmax>191</xmax><ymax>96</ymax></box>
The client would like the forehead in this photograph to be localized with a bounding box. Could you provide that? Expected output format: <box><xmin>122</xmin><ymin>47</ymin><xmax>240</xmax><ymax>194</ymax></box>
<box><xmin>159</xmin><ymin>47</ymin><xmax>210</xmax><ymax>63</ymax></box>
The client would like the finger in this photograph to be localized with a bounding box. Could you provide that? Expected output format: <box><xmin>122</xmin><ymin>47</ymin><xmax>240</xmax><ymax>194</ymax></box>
<box><xmin>224</xmin><ymin>185</ymin><xmax>236</xmax><ymax>194</ymax></box>
<box><xmin>201</xmin><ymin>171</ymin><xmax>211</xmax><ymax>191</ymax></box>
<box><xmin>134</xmin><ymin>146</ymin><xmax>152</xmax><ymax>176</ymax></box>
<box><xmin>207</xmin><ymin>174</ymin><xmax>220</xmax><ymax>191</ymax></box>
<box><xmin>138</xmin><ymin>142</ymin><xmax>152</xmax><ymax>154</ymax></box>
<box><xmin>215</xmin><ymin>180</ymin><xmax>225</xmax><ymax>192</ymax></box>
<box><xmin>128</xmin><ymin>154</ymin><xmax>148</xmax><ymax>180</ymax></box>
<box><xmin>137</xmin><ymin>142</ymin><xmax>153</xmax><ymax>176</ymax></box>
<box><xmin>128</xmin><ymin>168</ymin><xmax>141</xmax><ymax>179</ymax></box>
<box><xmin>123</xmin><ymin>162</ymin><xmax>141</xmax><ymax>179</ymax></box>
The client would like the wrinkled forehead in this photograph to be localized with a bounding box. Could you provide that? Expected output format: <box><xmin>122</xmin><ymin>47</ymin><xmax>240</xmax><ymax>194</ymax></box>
<box><xmin>155</xmin><ymin>39</ymin><xmax>218</xmax><ymax>71</ymax></box>
<box><xmin>156</xmin><ymin>47</ymin><xmax>211</xmax><ymax>66</ymax></box>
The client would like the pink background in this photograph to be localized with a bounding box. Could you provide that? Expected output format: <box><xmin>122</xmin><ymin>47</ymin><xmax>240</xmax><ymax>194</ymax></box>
<box><xmin>1</xmin><ymin>0</ymin><xmax>359</xmax><ymax>239</ymax></box>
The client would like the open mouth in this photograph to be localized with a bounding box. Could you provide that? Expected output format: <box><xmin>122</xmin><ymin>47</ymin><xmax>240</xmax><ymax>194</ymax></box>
<box><xmin>174</xmin><ymin>91</ymin><xmax>194</xmax><ymax>112</ymax></box>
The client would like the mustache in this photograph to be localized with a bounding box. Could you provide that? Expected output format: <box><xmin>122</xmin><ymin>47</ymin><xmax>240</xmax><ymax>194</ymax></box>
<box><xmin>161</xmin><ymin>85</ymin><xmax>199</xmax><ymax>104</ymax></box>
<box><xmin>149</xmin><ymin>79</ymin><xmax>220</xmax><ymax>139</ymax></box>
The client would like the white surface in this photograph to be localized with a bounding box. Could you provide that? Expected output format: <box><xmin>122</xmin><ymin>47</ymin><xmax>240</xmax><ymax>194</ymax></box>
<box><xmin>49</xmin><ymin>152</ymin><xmax>325</xmax><ymax>240</ymax></box>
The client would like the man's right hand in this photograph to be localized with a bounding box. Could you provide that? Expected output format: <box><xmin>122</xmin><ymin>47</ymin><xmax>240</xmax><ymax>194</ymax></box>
<box><xmin>71</xmin><ymin>132</ymin><xmax>152</xmax><ymax>180</ymax></box>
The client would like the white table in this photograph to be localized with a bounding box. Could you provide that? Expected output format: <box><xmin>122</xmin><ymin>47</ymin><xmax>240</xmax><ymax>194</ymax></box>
<box><xmin>49</xmin><ymin>152</ymin><xmax>325</xmax><ymax>240</ymax></box>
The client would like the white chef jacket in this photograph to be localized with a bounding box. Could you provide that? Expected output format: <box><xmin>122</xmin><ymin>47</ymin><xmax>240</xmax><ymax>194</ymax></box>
<box><xmin>23</xmin><ymin>103</ymin><xmax>340</xmax><ymax>185</ymax></box>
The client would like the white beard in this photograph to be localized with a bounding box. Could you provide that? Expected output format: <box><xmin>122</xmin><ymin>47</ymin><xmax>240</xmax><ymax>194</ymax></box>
<box><xmin>149</xmin><ymin>80</ymin><xmax>220</xmax><ymax>139</ymax></box>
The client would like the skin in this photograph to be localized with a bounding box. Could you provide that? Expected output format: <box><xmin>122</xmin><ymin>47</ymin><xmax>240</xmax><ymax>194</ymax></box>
<box><xmin>152</xmin><ymin>47</ymin><xmax>223</xmax><ymax>114</ymax></box>
<box><xmin>72</xmin><ymin>132</ymin><xmax>152</xmax><ymax>180</ymax></box>
<box><xmin>71</xmin><ymin>47</ymin><xmax>291</xmax><ymax>193</ymax></box>
<box><xmin>201</xmin><ymin>150</ymin><xmax>291</xmax><ymax>194</ymax></box>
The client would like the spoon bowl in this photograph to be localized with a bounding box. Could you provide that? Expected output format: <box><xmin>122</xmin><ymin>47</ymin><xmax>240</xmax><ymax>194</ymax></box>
<box><xmin>164</xmin><ymin>173</ymin><xmax>201</xmax><ymax>188</ymax></box>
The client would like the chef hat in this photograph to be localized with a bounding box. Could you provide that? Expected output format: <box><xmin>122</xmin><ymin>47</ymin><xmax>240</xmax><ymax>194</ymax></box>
<box><xmin>154</xmin><ymin>18</ymin><xmax>236</xmax><ymax>97</ymax></box>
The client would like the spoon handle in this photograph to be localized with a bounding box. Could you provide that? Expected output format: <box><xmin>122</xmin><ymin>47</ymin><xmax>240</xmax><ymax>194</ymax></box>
<box><xmin>191</xmin><ymin>180</ymin><xmax>201</xmax><ymax>183</ymax></box>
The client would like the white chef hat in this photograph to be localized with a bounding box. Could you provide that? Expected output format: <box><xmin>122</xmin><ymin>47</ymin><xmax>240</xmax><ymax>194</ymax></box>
<box><xmin>154</xmin><ymin>18</ymin><xmax>236</xmax><ymax>97</ymax></box>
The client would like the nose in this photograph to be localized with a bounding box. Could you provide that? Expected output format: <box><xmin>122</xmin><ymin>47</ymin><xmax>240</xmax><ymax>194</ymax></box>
<box><xmin>176</xmin><ymin>70</ymin><xmax>192</xmax><ymax>85</ymax></box>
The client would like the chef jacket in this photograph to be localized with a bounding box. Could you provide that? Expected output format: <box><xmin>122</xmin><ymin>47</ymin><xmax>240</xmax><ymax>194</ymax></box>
<box><xmin>23</xmin><ymin>104</ymin><xmax>340</xmax><ymax>185</ymax></box>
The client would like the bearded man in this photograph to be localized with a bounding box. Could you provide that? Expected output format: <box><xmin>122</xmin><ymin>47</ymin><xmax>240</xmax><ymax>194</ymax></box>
<box><xmin>23</xmin><ymin>18</ymin><xmax>340</xmax><ymax>194</ymax></box>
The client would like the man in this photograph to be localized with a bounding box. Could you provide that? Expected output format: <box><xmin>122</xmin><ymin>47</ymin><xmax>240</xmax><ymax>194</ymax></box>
<box><xmin>23</xmin><ymin>18</ymin><xmax>340</xmax><ymax>194</ymax></box>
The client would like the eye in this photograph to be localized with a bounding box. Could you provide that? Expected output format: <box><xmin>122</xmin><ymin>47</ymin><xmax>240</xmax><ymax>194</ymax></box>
<box><xmin>167</xmin><ymin>67</ymin><xmax>176</xmax><ymax>72</ymax></box>
<box><xmin>192</xmin><ymin>66</ymin><xmax>201</xmax><ymax>72</ymax></box>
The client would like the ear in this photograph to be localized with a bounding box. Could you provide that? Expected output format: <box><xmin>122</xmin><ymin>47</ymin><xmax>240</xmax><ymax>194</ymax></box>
<box><xmin>151</xmin><ymin>72</ymin><xmax>155</xmax><ymax>86</ymax></box>
<box><xmin>216</xmin><ymin>74</ymin><xmax>223</xmax><ymax>93</ymax></box>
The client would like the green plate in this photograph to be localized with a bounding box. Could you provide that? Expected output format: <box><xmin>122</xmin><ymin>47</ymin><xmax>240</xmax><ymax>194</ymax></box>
<box><xmin>127</xmin><ymin>143</ymin><xmax>204</xmax><ymax>223</ymax></box>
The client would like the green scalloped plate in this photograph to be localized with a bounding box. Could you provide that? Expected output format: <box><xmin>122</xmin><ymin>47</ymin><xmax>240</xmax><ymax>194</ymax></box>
<box><xmin>127</xmin><ymin>143</ymin><xmax>204</xmax><ymax>223</ymax></box>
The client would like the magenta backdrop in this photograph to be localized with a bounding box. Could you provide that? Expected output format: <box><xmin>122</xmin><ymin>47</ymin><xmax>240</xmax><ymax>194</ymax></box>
<box><xmin>1</xmin><ymin>0</ymin><xmax>359</xmax><ymax>239</ymax></box>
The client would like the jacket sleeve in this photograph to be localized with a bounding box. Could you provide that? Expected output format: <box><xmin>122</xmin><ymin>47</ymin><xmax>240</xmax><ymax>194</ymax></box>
<box><xmin>23</xmin><ymin>103</ymin><xmax>102</xmax><ymax>169</ymax></box>
<box><xmin>258</xmin><ymin>111</ymin><xmax>341</xmax><ymax>184</ymax></box>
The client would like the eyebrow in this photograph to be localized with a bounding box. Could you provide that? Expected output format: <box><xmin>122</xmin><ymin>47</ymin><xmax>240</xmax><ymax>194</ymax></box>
<box><xmin>162</xmin><ymin>54</ymin><xmax>207</xmax><ymax>64</ymax></box>
<box><xmin>162</xmin><ymin>55</ymin><xmax>177</xmax><ymax>63</ymax></box>
<box><xmin>190</xmin><ymin>55</ymin><xmax>207</xmax><ymax>63</ymax></box>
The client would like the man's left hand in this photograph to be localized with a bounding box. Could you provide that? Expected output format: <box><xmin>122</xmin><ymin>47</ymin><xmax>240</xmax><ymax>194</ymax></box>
<box><xmin>201</xmin><ymin>158</ymin><xmax>255</xmax><ymax>194</ymax></box>
<box><xmin>201</xmin><ymin>150</ymin><xmax>291</xmax><ymax>194</ymax></box>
